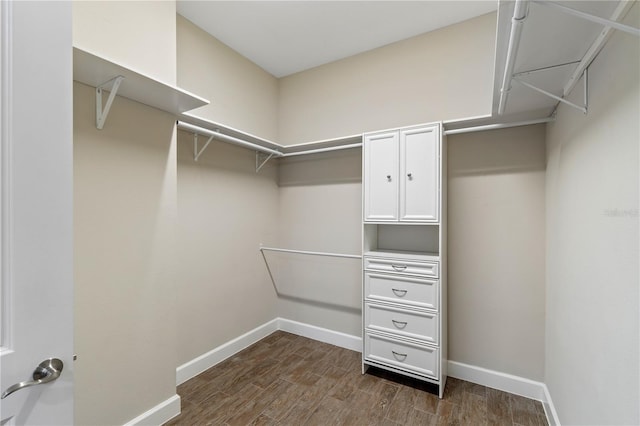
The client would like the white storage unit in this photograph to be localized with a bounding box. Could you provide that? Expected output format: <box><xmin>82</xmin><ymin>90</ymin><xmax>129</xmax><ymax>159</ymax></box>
<box><xmin>364</xmin><ymin>125</ymin><xmax>440</xmax><ymax>223</ymax></box>
<box><xmin>362</xmin><ymin>122</ymin><xmax>447</xmax><ymax>398</ymax></box>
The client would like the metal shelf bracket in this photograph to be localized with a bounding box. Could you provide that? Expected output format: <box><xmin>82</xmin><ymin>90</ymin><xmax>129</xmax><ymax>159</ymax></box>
<box><xmin>193</xmin><ymin>132</ymin><xmax>214</xmax><ymax>161</ymax></box>
<box><xmin>96</xmin><ymin>75</ymin><xmax>124</xmax><ymax>129</ymax></box>
<box><xmin>514</xmin><ymin>67</ymin><xmax>588</xmax><ymax>114</ymax></box>
<box><xmin>256</xmin><ymin>152</ymin><xmax>275</xmax><ymax>173</ymax></box>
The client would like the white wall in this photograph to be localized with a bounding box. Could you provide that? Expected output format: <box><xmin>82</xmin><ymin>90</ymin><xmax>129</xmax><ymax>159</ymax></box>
<box><xmin>275</xmin><ymin>150</ymin><xmax>363</xmax><ymax>336</ymax></box>
<box><xmin>277</xmin><ymin>13</ymin><xmax>496</xmax><ymax>145</ymax></box>
<box><xmin>177</xmin><ymin>15</ymin><xmax>279</xmax><ymax>141</ymax></box>
<box><xmin>175</xmin><ymin>133</ymin><xmax>280</xmax><ymax>367</ymax></box>
<box><xmin>73</xmin><ymin>1</ymin><xmax>176</xmax><ymax>84</ymax></box>
<box><xmin>73</xmin><ymin>2</ymin><xmax>179</xmax><ymax>424</ymax></box>
<box><xmin>545</xmin><ymin>4</ymin><xmax>639</xmax><ymax>424</ymax></box>
<box><xmin>175</xmin><ymin>14</ymin><xmax>281</xmax><ymax>367</ymax></box>
<box><xmin>74</xmin><ymin>83</ymin><xmax>178</xmax><ymax>425</ymax></box>
<box><xmin>448</xmin><ymin>125</ymin><xmax>546</xmax><ymax>381</ymax></box>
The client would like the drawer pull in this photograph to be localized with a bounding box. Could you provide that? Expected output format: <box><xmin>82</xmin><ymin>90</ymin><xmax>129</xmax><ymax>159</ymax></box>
<box><xmin>391</xmin><ymin>319</ymin><xmax>407</xmax><ymax>329</ymax></box>
<box><xmin>391</xmin><ymin>288</ymin><xmax>407</xmax><ymax>297</ymax></box>
<box><xmin>391</xmin><ymin>350</ymin><xmax>408</xmax><ymax>361</ymax></box>
<box><xmin>391</xmin><ymin>264</ymin><xmax>407</xmax><ymax>271</ymax></box>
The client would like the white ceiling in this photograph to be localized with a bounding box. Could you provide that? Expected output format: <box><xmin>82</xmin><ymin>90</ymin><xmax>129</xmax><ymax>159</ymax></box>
<box><xmin>177</xmin><ymin>1</ymin><xmax>498</xmax><ymax>77</ymax></box>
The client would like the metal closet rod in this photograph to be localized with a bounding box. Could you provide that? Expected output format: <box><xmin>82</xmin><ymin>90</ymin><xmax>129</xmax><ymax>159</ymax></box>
<box><xmin>498</xmin><ymin>0</ymin><xmax>530</xmax><ymax>116</ymax></box>
<box><xmin>259</xmin><ymin>246</ymin><xmax>362</xmax><ymax>259</ymax></box>
<box><xmin>178</xmin><ymin>121</ymin><xmax>362</xmax><ymax>158</ymax></box>
<box><xmin>444</xmin><ymin>116</ymin><xmax>555</xmax><ymax>135</ymax></box>
<box><xmin>282</xmin><ymin>143</ymin><xmax>362</xmax><ymax>157</ymax></box>
<box><xmin>178</xmin><ymin>121</ymin><xmax>283</xmax><ymax>157</ymax></box>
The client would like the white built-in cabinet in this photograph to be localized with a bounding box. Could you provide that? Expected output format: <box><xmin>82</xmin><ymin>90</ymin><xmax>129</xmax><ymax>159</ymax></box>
<box><xmin>364</xmin><ymin>125</ymin><xmax>439</xmax><ymax>223</ymax></box>
<box><xmin>362</xmin><ymin>122</ymin><xmax>447</xmax><ymax>398</ymax></box>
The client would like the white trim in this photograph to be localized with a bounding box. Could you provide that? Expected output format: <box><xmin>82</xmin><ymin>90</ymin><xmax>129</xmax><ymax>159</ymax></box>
<box><xmin>176</xmin><ymin>318</ymin><xmax>279</xmax><ymax>385</ymax></box>
<box><xmin>542</xmin><ymin>383</ymin><xmax>561</xmax><ymax>426</ymax></box>
<box><xmin>277</xmin><ymin>318</ymin><xmax>362</xmax><ymax>352</ymax></box>
<box><xmin>173</xmin><ymin>321</ymin><xmax>560</xmax><ymax>424</ymax></box>
<box><xmin>448</xmin><ymin>361</ymin><xmax>556</xmax><ymax>425</ymax></box>
<box><xmin>176</xmin><ymin>317</ymin><xmax>361</xmax><ymax>386</ymax></box>
<box><xmin>448</xmin><ymin>360</ymin><xmax>544</xmax><ymax>400</ymax></box>
<box><xmin>123</xmin><ymin>394</ymin><xmax>181</xmax><ymax>426</ymax></box>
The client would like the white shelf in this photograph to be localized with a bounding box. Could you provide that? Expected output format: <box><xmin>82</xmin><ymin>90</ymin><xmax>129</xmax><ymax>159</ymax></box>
<box><xmin>179</xmin><ymin>112</ymin><xmax>282</xmax><ymax>152</ymax></box>
<box><xmin>179</xmin><ymin>112</ymin><xmax>362</xmax><ymax>160</ymax></box>
<box><xmin>73</xmin><ymin>47</ymin><xmax>209</xmax><ymax>116</ymax></box>
<box><xmin>364</xmin><ymin>250</ymin><xmax>440</xmax><ymax>262</ymax></box>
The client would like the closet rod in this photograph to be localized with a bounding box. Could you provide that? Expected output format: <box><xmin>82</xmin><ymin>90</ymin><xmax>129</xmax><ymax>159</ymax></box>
<box><xmin>282</xmin><ymin>143</ymin><xmax>362</xmax><ymax>157</ymax></box>
<box><xmin>177</xmin><ymin>121</ymin><xmax>283</xmax><ymax>157</ymax></box>
<box><xmin>443</xmin><ymin>116</ymin><xmax>554</xmax><ymax>135</ymax></box>
<box><xmin>260</xmin><ymin>246</ymin><xmax>362</xmax><ymax>259</ymax></box>
<box><xmin>498</xmin><ymin>0</ymin><xmax>530</xmax><ymax>115</ymax></box>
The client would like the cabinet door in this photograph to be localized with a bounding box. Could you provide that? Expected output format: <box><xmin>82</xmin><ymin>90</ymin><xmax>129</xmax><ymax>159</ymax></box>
<box><xmin>399</xmin><ymin>126</ymin><xmax>439</xmax><ymax>222</ymax></box>
<box><xmin>364</xmin><ymin>132</ymin><xmax>399</xmax><ymax>221</ymax></box>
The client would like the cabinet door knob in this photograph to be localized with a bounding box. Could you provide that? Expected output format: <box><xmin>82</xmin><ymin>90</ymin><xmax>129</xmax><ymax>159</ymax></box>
<box><xmin>407</xmin><ymin>173</ymin><xmax>412</xmax><ymax>179</ymax></box>
<box><xmin>386</xmin><ymin>175</ymin><xmax>391</xmax><ymax>181</ymax></box>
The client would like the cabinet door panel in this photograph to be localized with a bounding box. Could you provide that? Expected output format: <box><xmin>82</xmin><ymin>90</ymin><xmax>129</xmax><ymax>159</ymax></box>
<box><xmin>364</xmin><ymin>132</ymin><xmax>399</xmax><ymax>221</ymax></box>
<box><xmin>400</xmin><ymin>126</ymin><xmax>439</xmax><ymax>222</ymax></box>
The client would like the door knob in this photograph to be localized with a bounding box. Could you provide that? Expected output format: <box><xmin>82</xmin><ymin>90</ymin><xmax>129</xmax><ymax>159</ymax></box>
<box><xmin>1</xmin><ymin>358</ymin><xmax>63</xmax><ymax>399</ymax></box>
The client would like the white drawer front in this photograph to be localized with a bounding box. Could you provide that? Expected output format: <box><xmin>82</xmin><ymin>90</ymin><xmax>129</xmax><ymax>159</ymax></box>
<box><xmin>365</xmin><ymin>272</ymin><xmax>438</xmax><ymax>310</ymax></box>
<box><xmin>364</xmin><ymin>333</ymin><xmax>438</xmax><ymax>379</ymax></box>
<box><xmin>365</xmin><ymin>303</ymin><xmax>438</xmax><ymax>344</ymax></box>
<box><xmin>364</xmin><ymin>257</ymin><xmax>438</xmax><ymax>278</ymax></box>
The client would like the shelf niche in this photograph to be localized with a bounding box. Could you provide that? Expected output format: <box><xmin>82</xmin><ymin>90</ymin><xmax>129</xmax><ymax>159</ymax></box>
<box><xmin>364</xmin><ymin>224</ymin><xmax>439</xmax><ymax>256</ymax></box>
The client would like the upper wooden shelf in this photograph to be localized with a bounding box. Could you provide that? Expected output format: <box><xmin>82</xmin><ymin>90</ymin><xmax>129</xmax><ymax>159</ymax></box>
<box><xmin>73</xmin><ymin>47</ymin><xmax>209</xmax><ymax>116</ymax></box>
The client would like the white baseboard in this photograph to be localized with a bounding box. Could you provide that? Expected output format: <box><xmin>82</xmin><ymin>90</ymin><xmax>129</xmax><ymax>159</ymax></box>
<box><xmin>176</xmin><ymin>317</ymin><xmax>361</xmax><ymax>386</ymax></box>
<box><xmin>448</xmin><ymin>361</ymin><xmax>560</xmax><ymax>426</ymax></box>
<box><xmin>176</xmin><ymin>318</ymin><xmax>279</xmax><ymax>385</ymax></box>
<box><xmin>277</xmin><ymin>318</ymin><xmax>362</xmax><ymax>352</ymax></box>
<box><xmin>542</xmin><ymin>383</ymin><xmax>561</xmax><ymax>426</ymax></box>
<box><xmin>448</xmin><ymin>360</ymin><xmax>545</xmax><ymax>400</ymax></box>
<box><xmin>123</xmin><ymin>394</ymin><xmax>181</xmax><ymax>426</ymax></box>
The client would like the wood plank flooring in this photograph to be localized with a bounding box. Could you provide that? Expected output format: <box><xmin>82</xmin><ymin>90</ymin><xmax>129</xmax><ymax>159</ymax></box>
<box><xmin>166</xmin><ymin>331</ymin><xmax>548</xmax><ymax>426</ymax></box>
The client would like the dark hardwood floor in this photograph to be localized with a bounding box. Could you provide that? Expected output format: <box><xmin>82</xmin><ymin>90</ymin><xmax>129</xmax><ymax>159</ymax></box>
<box><xmin>166</xmin><ymin>331</ymin><xmax>548</xmax><ymax>426</ymax></box>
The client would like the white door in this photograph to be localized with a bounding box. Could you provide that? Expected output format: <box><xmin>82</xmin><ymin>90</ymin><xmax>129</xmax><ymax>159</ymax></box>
<box><xmin>399</xmin><ymin>126</ymin><xmax>439</xmax><ymax>222</ymax></box>
<box><xmin>0</xmin><ymin>2</ymin><xmax>74</xmax><ymax>425</ymax></box>
<box><xmin>363</xmin><ymin>132</ymin><xmax>399</xmax><ymax>222</ymax></box>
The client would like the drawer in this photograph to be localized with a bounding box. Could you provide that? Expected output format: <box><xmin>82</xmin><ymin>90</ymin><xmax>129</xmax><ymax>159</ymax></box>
<box><xmin>365</xmin><ymin>303</ymin><xmax>438</xmax><ymax>344</ymax></box>
<box><xmin>364</xmin><ymin>257</ymin><xmax>438</xmax><ymax>278</ymax></box>
<box><xmin>365</xmin><ymin>272</ymin><xmax>438</xmax><ymax>310</ymax></box>
<box><xmin>364</xmin><ymin>332</ymin><xmax>438</xmax><ymax>379</ymax></box>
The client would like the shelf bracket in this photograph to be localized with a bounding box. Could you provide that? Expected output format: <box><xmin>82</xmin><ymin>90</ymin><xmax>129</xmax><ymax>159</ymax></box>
<box><xmin>532</xmin><ymin>1</ymin><xmax>640</xmax><ymax>37</ymax></box>
<box><xmin>96</xmin><ymin>75</ymin><xmax>124</xmax><ymax>130</ymax></box>
<box><xmin>256</xmin><ymin>152</ymin><xmax>274</xmax><ymax>173</ymax></box>
<box><xmin>193</xmin><ymin>133</ymin><xmax>214</xmax><ymax>162</ymax></box>
<box><xmin>514</xmin><ymin>68</ymin><xmax>588</xmax><ymax>114</ymax></box>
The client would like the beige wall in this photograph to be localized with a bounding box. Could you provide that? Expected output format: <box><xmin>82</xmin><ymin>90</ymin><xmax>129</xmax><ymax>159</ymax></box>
<box><xmin>74</xmin><ymin>83</ymin><xmax>178</xmax><ymax>425</ymax></box>
<box><xmin>73</xmin><ymin>2</ymin><xmax>179</xmax><ymax>425</ymax></box>
<box><xmin>275</xmin><ymin>150</ymin><xmax>363</xmax><ymax>336</ymax></box>
<box><xmin>175</xmin><ymin>13</ymin><xmax>282</xmax><ymax>367</ymax></box>
<box><xmin>447</xmin><ymin>125</ymin><xmax>546</xmax><ymax>381</ymax></box>
<box><xmin>277</xmin><ymin>13</ymin><xmax>496</xmax><ymax>145</ymax></box>
<box><xmin>177</xmin><ymin>15</ymin><xmax>279</xmax><ymax>141</ymax></box>
<box><xmin>175</xmin><ymin>132</ymin><xmax>280</xmax><ymax>366</ymax></box>
<box><xmin>545</xmin><ymin>3</ymin><xmax>639</xmax><ymax>424</ymax></box>
<box><xmin>73</xmin><ymin>1</ymin><xmax>176</xmax><ymax>83</ymax></box>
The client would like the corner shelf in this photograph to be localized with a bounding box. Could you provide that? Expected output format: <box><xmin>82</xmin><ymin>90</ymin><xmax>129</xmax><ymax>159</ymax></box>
<box><xmin>73</xmin><ymin>46</ymin><xmax>209</xmax><ymax>124</ymax></box>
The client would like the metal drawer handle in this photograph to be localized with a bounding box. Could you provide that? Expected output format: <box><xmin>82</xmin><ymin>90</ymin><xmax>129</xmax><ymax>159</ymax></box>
<box><xmin>1</xmin><ymin>358</ymin><xmax>63</xmax><ymax>399</ymax></box>
<box><xmin>391</xmin><ymin>288</ymin><xmax>407</xmax><ymax>297</ymax></box>
<box><xmin>391</xmin><ymin>264</ymin><xmax>407</xmax><ymax>271</ymax></box>
<box><xmin>392</xmin><ymin>319</ymin><xmax>407</xmax><ymax>329</ymax></box>
<box><xmin>391</xmin><ymin>350</ymin><xmax>407</xmax><ymax>360</ymax></box>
